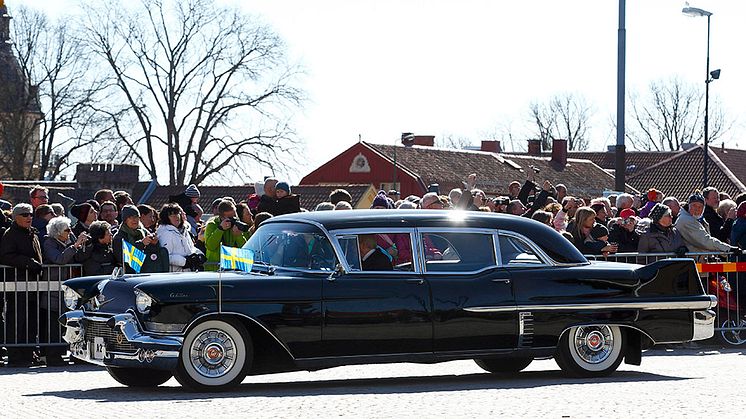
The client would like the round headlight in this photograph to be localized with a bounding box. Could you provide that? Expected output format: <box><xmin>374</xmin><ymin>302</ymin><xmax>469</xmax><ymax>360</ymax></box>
<box><xmin>62</xmin><ymin>285</ymin><xmax>82</xmax><ymax>310</ymax></box>
<box><xmin>134</xmin><ymin>289</ymin><xmax>153</xmax><ymax>313</ymax></box>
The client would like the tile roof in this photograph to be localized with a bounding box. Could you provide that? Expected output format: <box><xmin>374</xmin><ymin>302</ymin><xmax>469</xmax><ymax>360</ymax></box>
<box><xmin>505</xmin><ymin>151</ymin><xmax>677</xmax><ymax>175</ymax></box>
<box><xmin>367</xmin><ymin>142</ymin><xmax>638</xmax><ymax>198</ymax></box>
<box><xmin>627</xmin><ymin>145</ymin><xmax>746</xmax><ymax>200</ymax></box>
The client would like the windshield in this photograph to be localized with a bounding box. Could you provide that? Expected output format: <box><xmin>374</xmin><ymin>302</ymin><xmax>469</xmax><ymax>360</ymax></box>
<box><xmin>242</xmin><ymin>222</ymin><xmax>337</xmax><ymax>271</ymax></box>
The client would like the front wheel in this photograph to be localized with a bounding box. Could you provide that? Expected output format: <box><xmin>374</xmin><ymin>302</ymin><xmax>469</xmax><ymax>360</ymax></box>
<box><xmin>475</xmin><ymin>357</ymin><xmax>533</xmax><ymax>375</ymax></box>
<box><xmin>174</xmin><ymin>319</ymin><xmax>252</xmax><ymax>392</ymax></box>
<box><xmin>555</xmin><ymin>325</ymin><xmax>624</xmax><ymax>377</ymax></box>
<box><xmin>106</xmin><ymin>367</ymin><xmax>173</xmax><ymax>387</ymax></box>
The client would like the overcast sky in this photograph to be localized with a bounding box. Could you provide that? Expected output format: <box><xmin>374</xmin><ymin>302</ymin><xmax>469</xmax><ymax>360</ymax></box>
<box><xmin>18</xmin><ymin>0</ymin><xmax>746</xmax><ymax>184</ymax></box>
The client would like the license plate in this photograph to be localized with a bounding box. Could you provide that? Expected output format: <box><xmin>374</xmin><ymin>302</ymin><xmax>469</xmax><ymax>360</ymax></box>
<box><xmin>92</xmin><ymin>337</ymin><xmax>106</xmax><ymax>360</ymax></box>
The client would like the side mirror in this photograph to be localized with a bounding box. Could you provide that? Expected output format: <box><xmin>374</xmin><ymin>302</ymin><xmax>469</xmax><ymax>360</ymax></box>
<box><xmin>327</xmin><ymin>263</ymin><xmax>346</xmax><ymax>282</ymax></box>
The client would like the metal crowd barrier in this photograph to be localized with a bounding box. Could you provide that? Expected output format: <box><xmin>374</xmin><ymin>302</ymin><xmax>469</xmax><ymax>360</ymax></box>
<box><xmin>1</xmin><ymin>264</ymin><xmax>82</xmax><ymax>349</ymax></box>
<box><xmin>586</xmin><ymin>251</ymin><xmax>746</xmax><ymax>346</ymax></box>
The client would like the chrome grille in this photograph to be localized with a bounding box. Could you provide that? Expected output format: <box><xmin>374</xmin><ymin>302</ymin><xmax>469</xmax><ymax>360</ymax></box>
<box><xmin>84</xmin><ymin>318</ymin><xmax>137</xmax><ymax>353</ymax></box>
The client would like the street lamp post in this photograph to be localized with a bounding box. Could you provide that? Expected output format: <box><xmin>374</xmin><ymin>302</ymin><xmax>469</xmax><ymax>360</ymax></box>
<box><xmin>682</xmin><ymin>5</ymin><xmax>713</xmax><ymax>189</ymax></box>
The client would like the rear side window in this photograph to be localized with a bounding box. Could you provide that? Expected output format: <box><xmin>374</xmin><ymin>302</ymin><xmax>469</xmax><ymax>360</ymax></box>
<box><xmin>421</xmin><ymin>232</ymin><xmax>495</xmax><ymax>272</ymax></box>
<box><xmin>337</xmin><ymin>233</ymin><xmax>414</xmax><ymax>272</ymax></box>
<box><xmin>498</xmin><ymin>234</ymin><xmax>544</xmax><ymax>266</ymax></box>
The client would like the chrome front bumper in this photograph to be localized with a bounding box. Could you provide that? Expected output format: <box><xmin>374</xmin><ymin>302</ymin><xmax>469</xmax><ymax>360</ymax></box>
<box><xmin>60</xmin><ymin>310</ymin><xmax>183</xmax><ymax>370</ymax></box>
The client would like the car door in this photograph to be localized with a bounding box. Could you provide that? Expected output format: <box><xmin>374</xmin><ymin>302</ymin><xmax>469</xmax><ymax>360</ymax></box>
<box><xmin>422</xmin><ymin>228</ymin><xmax>517</xmax><ymax>353</ymax></box>
<box><xmin>322</xmin><ymin>229</ymin><xmax>433</xmax><ymax>357</ymax></box>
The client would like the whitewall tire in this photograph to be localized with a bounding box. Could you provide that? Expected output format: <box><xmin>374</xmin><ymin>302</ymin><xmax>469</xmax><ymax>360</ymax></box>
<box><xmin>555</xmin><ymin>325</ymin><xmax>624</xmax><ymax>377</ymax></box>
<box><xmin>174</xmin><ymin>319</ymin><xmax>252</xmax><ymax>391</ymax></box>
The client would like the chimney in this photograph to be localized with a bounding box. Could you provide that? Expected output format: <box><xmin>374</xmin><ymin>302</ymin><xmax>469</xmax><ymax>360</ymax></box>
<box><xmin>551</xmin><ymin>139</ymin><xmax>567</xmax><ymax>167</ymax></box>
<box><xmin>413</xmin><ymin>135</ymin><xmax>434</xmax><ymax>147</ymax></box>
<box><xmin>527</xmin><ymin>139</ymin><xmax>542</xmax><ymax>156</ymax></box>
<box><xmin>480</xmin><ymin>140</ymin><xmax>501</xmax><ymax>153</ymax></box>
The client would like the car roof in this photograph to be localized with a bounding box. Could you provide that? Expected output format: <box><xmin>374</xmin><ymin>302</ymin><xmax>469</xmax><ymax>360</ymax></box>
<box><xmin>264</xmin><ymin>210</ymin><xmax>587</xmax><ymax>264</ymax></box>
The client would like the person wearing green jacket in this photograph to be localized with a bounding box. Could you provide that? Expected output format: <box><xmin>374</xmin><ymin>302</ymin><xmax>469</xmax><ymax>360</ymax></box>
<box><xmin>204</xmin><ymin>200</ymin><xmax>251</xmax><ymax>270</ymax></box>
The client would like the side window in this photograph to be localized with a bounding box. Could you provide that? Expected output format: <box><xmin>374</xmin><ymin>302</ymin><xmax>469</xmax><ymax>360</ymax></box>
<box><xmin>421</xmin><ymin>232</ymin><xmax>495</xmax><ymax>272</ymax></box>
<box><xmin>498</xmin><ymin>235</ymin><xmax>544</xmax><ymax>266</ymax></box>
<box><xmin>336</xmin><ymin>232</ymin><xmax>414</xmax><ymax>272</ymax></box>
<box><xmin>243</xmin><ymin>223</ymin><xmax>337</xmax><ymax>271</ymax></box>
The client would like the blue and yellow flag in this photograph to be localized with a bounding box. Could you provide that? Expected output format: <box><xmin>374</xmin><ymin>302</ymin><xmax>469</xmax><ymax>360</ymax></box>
<box><xmin>220</xmin><ymin>245</ymin><xmax>254</xmax><ymax>272</ymax></box>
<box><xmin>122</xmin><ymin>240</ymin><xmax>146</xmax><ymax>273</ymax></box>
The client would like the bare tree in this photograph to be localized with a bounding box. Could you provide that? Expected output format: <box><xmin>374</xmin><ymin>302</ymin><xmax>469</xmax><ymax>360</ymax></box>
<box><xmin>528</xmin><ymin>93</ymin><xmax>593</xmax><ymax>151</ymax></box>
<box><xmin>627</xmin><ymin>77</ymin><xmax>728</xmax><ymax>151</ymax></box>
<box><xmin>81</xmin><ymin>0</ymin><xmax>304</xmax><ymax>186</ymax></box>
<box><xmin>10</xmin><ymin>6</ymin><xmax>111</xmax><ymax>180</ymax></box>
<box><xmin>435</xmin><ymin>134</ymin><xmax>472</xmax><ymax>149</ymax></box>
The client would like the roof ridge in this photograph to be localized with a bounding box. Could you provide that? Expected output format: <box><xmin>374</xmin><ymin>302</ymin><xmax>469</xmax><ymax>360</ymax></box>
<box><xmin>707</xmin><ymin>149</ymin><xmax>746</xmax><ymax>192</ymax></box>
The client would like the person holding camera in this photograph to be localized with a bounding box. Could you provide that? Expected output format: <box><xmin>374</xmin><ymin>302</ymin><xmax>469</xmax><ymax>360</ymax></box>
<box><xmin>42</xmin><ymin>216</ymin><xmax>87</xmax><ymax>264</ymax></box>
<box><xmin>157</xmin><ymin>203</ymin><xmax>206</xmax><ymax>272</ymax></box>
<box><xmin>113</xmin><ymin>205</ymin><xmax>170</xmax><ymax>273</ymax></box>
<box><xmin>204</xmin><ymin>200</ymin><xmax>251</xmax><ymax>271</ymax></box>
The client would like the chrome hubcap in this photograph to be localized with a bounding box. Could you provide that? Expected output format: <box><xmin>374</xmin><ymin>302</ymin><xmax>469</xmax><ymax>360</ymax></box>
<box><xmin>189</xmin><ymin>329</ymin><xmax>236</xmax><ymax>378</ymax></box>
<box><xmin>573</xmin><ymin>326</ymin><xmax>614</xmax><ymax>364</ymax></box>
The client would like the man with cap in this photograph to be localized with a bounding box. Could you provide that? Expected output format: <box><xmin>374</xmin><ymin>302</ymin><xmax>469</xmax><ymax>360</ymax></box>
<box><xmin>112</xmin><ymin>205</ymin><xmax>169</xmax><ymax>273</ymax></box>
<box><xmin>0</xmin><ymin>203</ymin><xmax>44</xmax><ymax>366</ymax></box>
<box><xmin>420</xmin><ymin>192</ymin><xmax>444</xmax><ymax>210</ymax></box>
<box><xmin>676</xmin><ymin>191</ymin><xmax>739</xmax><ymax>254</ymax></box>
<box><xmin>274</xmin><ymin>181</ymin><xmax>301</xmax><ymax>215</ymax></box>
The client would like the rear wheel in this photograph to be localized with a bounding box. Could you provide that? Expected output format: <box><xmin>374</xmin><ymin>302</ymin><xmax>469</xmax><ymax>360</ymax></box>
<box><xmin>174</xmin><ymin>319</ymin><xmax>252</xmax><ymax>392</ymax></box>
<box><xmin>474</xmin><ymin>357</ymin><xmax>533</xmax><ymax>374</ymax></box>
<box><xmin>555</xmin><ymin>325</ymin><xmax>624</xmax><ymax>377</ymax></box>
<box><xmin>106</xmin><ymin>367</ymin><xmax>173</xmax><ymax>387</ymax></box>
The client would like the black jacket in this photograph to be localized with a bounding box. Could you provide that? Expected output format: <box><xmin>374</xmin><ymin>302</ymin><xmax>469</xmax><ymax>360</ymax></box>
<box><xmin>256</xmin><ymin>195</ymin><xmax>278</xmax><ymax>215</ymax></box>
<box><xmin>362</xmin><ymin>248</ymin><xmax>393</xmax><ymax>271</ymax></box>
<box><xmin>76</xmin><ymin>242</ymin><xmax>116</xmax><ymax>276</ymax></box>
<box><xmin>0</xmin><ymin>223</ymin><xmax>43</xmax><ymax>276</ymax></box>
<box><xmin>703</xmin><ymin>205</ymin><xmax>733</xmax><ymax>243</ymax></box>
<box><xmin>608</xmin><ymin>223</ymin><xmax>640</xmax><ymax>253</ymax></box>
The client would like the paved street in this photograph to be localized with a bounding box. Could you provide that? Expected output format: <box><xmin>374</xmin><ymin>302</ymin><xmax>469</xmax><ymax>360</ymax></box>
<box><xmin>2</xmin><ymin>347</ymin><xmax>744</xmax><ymax>418</ymax></box>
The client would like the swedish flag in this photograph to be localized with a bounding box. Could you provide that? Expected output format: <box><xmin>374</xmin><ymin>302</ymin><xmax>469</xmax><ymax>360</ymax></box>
<box><xmin>220</xmin><ymin>245</ymin><xmax>254</xmax><ymax>272</ymax></box>
<box><xmin>122</xmin><ymin>240</ymin><xmax>146</xmax><ymax>273</ymax></box>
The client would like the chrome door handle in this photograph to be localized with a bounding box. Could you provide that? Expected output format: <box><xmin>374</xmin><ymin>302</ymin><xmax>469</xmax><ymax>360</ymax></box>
<box><xmin>491</xmin><ymin>278</ymin><xmax>511</xmax><ymax>284</ymax></box>
<box><xmin>406</xmin><ymin>278</ymin><xmax>425</xmax><ymax>285</ymax></box>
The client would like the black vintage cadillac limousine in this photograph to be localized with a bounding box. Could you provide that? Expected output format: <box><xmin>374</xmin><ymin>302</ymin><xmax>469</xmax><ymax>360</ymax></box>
<box><xmin>60</xmin><ymin>210</ymin><xmax>716</xmax><ymax>391</ymax></box>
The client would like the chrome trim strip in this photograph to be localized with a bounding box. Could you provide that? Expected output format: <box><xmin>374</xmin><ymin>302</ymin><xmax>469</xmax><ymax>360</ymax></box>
<box><xmin>464</xmin><ymin>299</ymin><xmax>717</xmax><ymax>313</ymax></box>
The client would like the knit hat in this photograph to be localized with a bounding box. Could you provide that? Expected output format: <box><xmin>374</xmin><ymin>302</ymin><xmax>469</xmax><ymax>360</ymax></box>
<box><xmin>120</xmin><ymin>204</ymin><xmax>140</xmax><ymax>221</ymax></box>
<box><xmin>71</xmin><ymin>202</ymin><xmax>93</xmax><ymax>221</ymax></box>
<box><xmin>371</xmin><ymin>191</ymin><xmax>393</xmax><ymax>209</ymax></box>
<box><xmin>619</xmin><ymin>208</ymin><xmax>636</xmax><ymax>219</ymax></box>
<box><xmin>649</xmin><ymin>203</ymin><xmax>671</xmax><ymax>224</ymax></box>
<box><xmin>688</xmin><ymin>191</ymin><xmax>706</xmax><ymax>205</ymax></box>
<box><xmin>590</xmin><ymin>224</ymin><xmax>609</xmax><ymax>240</ymax></box>
<box><xmin>184</xmin><ymin>184</ymin><xmax>201</xmax><ymax>198</ymax></box>
<box><xmin>737</xmin><ymin>201</ymin><xmax>746</xmax><ymax>219</ymax></box>
<box><xmin>276</xmin><ymin>182</ymin><xmax>291</xmax><ymax>194</ymax></box>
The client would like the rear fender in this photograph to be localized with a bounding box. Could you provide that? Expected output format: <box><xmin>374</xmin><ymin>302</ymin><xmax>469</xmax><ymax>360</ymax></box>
<box><xmin>635</xmin><ymin>259</ymin><xmax>703</xmax><ymax>296</ymax></box>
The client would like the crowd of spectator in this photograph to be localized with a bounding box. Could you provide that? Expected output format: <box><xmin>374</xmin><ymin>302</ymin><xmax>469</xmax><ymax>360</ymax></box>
<box><xmin>1</xmin><ymin>173</ymin><xmax>746</xmax><ymax>365</ymax></box>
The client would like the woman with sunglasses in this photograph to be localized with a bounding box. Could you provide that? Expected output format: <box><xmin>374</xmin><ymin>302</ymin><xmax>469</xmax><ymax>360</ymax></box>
<box><xmin>42</xmin><ymin>216</ymin><xmax>88</xmax><ymax>265</ymax></box>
